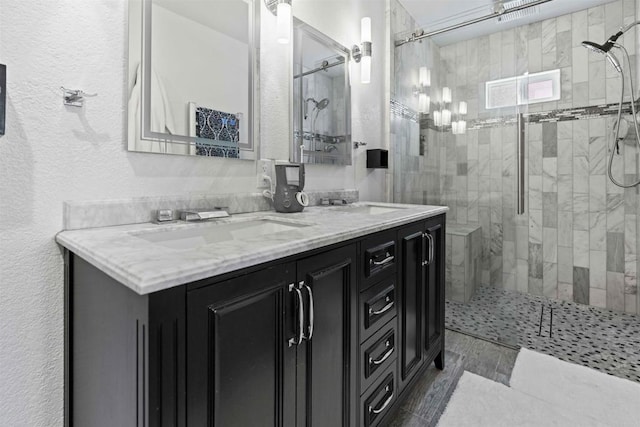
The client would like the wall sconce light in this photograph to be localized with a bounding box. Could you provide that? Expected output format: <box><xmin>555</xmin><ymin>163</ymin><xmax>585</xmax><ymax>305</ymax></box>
<box><xmin>452</xmin><ymin>120</ymin><xmax>467</xmax><ymax>134</ymax></box>
<box><xmin>458</xmin><ymin>101</ymin><xmax>467</xmax><ymax>115</ymax></box>
<box><xmin>442</xmin><ymin>109</ymin><xmax>451</xmax><ymax>126</ymax></box>
<box><xmin>352</xmin><ymin>17</ymin><xmax>372</xmax><ymax>84</ymax></box>
<box><xmin>419</xmin><ymin>67</ymin><xmax>431</xmax><ymax>87</ymax></box>
<box><xmin>265</xmin><ymin>0</ymin><xmax>292</xmax><ymax>44</ymax></box>
<box><xmin>418</xmin><ymin>93</ymin><xmax>430</xmax><ymax>114</ymax></box>
<box><xmin>442</xmin><ymin>87</ymin><xmax>452</xmax><ymax>104</ymax></box>
<box><xmin>452</xmin><ymin>101</ymin><xmax>467</xmax><ymax>135</ymax></box>
<box><xmin>416</xmin><ymin>66</ymin><xmax>431</xmax><ymax>113</ymax></box>
<box><xmin>439</xmin><ymin>87</ymin><xmax>452</xmax><ymax>126</ymax></box>
<box><xmin>433</xmin><ymin>110</ymin><xmax>442</xmax><ymax>127</ymax></box>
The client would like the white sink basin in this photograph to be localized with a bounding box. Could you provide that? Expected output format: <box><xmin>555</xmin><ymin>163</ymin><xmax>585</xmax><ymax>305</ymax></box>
<box><xmin>332</xmin><ymin>203</ymin><xmax>408</xmax><ymax>215</ymax></box>
<box><xmin>133</xmin><ymin>217</ymin><xmax>312</xmax><ymax>250</ymax></box>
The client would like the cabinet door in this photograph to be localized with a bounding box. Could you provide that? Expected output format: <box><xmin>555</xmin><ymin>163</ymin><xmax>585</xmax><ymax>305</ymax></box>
<box><xmin>296</xmin><ymin>244</ymin><xmax>357</xmax><ymax>427</ymax></box>
<box><xmin>424</xmin><ymin>216</ymin><xmax>445</xmax><ymax>368</ymax></box>
<box><xmin>186</xmin><ymin>264</ymin><xmax>296</xmax><ymax>427</ymax></box>
<box><xmin>397</xmin><ymin>222</ymin><xmax>425</xmax><ymax>391</ymax></box>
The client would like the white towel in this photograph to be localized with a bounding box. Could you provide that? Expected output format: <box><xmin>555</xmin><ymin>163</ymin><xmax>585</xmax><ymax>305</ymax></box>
<box><xmin>127</xmin><ymin>63</ymin><xmax>177</xmax><ymax>153</ymax></box>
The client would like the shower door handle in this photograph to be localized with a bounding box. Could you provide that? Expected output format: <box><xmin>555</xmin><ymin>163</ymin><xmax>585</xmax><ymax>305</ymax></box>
<box><xmin>516</xmin><ymin>112</ymin><xmax>525</xmax><ymax>215</ymax></box>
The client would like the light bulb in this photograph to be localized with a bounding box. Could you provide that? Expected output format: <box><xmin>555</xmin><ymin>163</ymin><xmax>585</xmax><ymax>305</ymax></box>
<box><xmin>442</xmin><ymin>109</ymin><xmax>451</xmax><ymax>126</ymax></box>
<box><xmin>419</xmin><ymin>67</ymin><xmax>430</xmax><ymax>87</ymax></box>
<box><xmin>452</xmin><ymin>121</ymin><xmax>460</xmax><ymax>134</ymax></box>
<box><xmin>433</xmin><ymin>111</ymin><xmax>442</xmax><ymax>127</ymax></box>
<box><xmin>459</xmin><ymin>101</ymin><xmax>467</xmax><ymax>115</ymax></box>
<box><xmin>442</xmin><ymin>87</ymin><xmax>451</xmax><ymax>104</ymax></box>
<box><xmin>276</xmin><ymin>1</ymin><xmax>291</xmax><ymax>44</ymax></box>
<box><xmin>361</xmin><ymin>55</ymin><xmax>371</xmax><ymax>84</ymax></box>
<box><xmin>418</xmin><ymin>94</ymin><xmax>430</xmax><ymax>113</ymax></box>
<box><xmin>361</xmin><ymin>17</ymin><xmax>371</xmax><ymax>43</ymax></box>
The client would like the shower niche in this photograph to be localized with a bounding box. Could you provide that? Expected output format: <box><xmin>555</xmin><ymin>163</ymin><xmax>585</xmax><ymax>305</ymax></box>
<box><xmin>292</xmin><ymin>18</ymin><xmax>352</xmax><ymax>165</ymax></box>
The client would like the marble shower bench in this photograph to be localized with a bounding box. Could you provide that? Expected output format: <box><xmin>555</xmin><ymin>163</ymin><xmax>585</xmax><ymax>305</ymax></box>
<box><xmin>446</xmin><ymin>224</ymin><xmax>481</xmax><ymax>303</ymax></box>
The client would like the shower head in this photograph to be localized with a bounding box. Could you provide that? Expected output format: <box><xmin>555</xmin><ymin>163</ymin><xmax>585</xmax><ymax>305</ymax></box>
<box><xmin>581</xmin><ymin>41</ymin><xmax>622</xmax><ymax>73</ymax></box>
<box><xmin>581</xmin><ymin>40</ymin><xmax>613</xmax><ymax>54</ymax></box>
<box><xmin>316</xmin><ymin>98</ymin><xmax>330</xmax><ymax>111</ymax></box>
<box><xmin>304</xmin><ymin>97</ymin><xmax>330</xmax><ymax>120</ymax></box>
<box><xmin>304</xmin><ymin>97</ymin><xmax>316</xmax><ymax>119</ymax></box>
<box><xmin>580</xmin><ymin>22</ymin><xmax>640</xmax><ymax>72</ymax></box>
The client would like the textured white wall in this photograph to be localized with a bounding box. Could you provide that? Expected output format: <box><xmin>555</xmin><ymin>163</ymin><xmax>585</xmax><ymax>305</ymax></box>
<box><xmin>294</xmin><ymin>0</ymin><xmax>389</xmax><ymax>197</ymax></box>
<box><xmin>0</xmin><ymin>0</ymin><xmax>387</xmax><ymax>424</ymax></box>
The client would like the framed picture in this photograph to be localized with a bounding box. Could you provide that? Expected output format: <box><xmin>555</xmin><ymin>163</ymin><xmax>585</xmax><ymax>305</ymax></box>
<box><xmin>188</xmin><ymin>102</ymin><xmax>241</xmax><ymax>158</ymax></box>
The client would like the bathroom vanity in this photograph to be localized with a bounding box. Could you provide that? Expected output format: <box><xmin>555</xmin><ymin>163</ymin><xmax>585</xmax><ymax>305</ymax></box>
<box><xmin>58</xmin><ymin>203</ymin><xmax>446</xmax><ymax>427</ymax></box>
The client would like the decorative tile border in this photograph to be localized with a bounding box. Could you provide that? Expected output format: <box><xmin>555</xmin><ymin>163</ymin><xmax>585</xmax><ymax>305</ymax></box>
<box><xmin>390</xmin><ymin>99</ymin><xmax>419</xmax><ymax>123</ymax></box>
<box><xmin>391</xmin><ymin>98</ymin><xmax>639</xmax><ymax>131</ymax></box>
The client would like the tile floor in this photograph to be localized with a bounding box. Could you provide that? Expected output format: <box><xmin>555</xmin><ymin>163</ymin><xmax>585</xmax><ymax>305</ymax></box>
<box><xmin>388</xmin><ymin>329</ymin><xmax>519</xmax><ymax>426</ymax></box>
<box><xmin>445</xmin><ymin>284</ymin><xmax>640</xmax><ymax>382</ymax></box>
<box><xmin>389</xmin><ymin>285</ymin><xmax>640</xmax><ymax>425</ymax></box>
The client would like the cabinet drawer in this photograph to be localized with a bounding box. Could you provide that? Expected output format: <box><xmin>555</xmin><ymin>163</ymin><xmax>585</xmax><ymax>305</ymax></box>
<box><xmin>360</xmin><ymin>371</ymin><xmax>396</xmax><ymax>427</ymax></box>
<box><xmin>361</xmin><ymin>231</ymin><xmax>396</xmax><ymax>290</ymax></box>
<box><xmin>360</xmin><ymin>277</ymin><xmax>396</xmax><ymax>342</ymax></box>
<box><xmin>361</xmin><ymin>319</ymin><xmax>396</xmax><ymax>393</ymax></box>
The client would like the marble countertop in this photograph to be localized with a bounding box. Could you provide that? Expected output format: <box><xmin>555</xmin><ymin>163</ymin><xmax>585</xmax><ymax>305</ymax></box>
<box><xmin>56</xmin><ymin>202</ymin><xmax>447</xmax><ymax>295</ymax></box>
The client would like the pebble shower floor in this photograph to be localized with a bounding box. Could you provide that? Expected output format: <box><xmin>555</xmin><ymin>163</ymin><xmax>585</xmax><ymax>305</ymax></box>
<box><xmin>445</xmin><ymin>285</ymin><xmax>640</xmax><ymax>383</ymax></box>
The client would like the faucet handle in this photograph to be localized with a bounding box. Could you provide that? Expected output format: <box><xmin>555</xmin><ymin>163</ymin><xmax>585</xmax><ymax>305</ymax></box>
<box><xmin>155</xmin><ymin>209</ymin><xmax>175</xmax><ymax>223</ymax></box>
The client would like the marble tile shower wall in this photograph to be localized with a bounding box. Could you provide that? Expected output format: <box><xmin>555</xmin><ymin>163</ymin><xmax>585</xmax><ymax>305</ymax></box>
<box><xmin>391</xmin><ymin>0</ymin><xmax>640</xmax><ymax>314</ymax></box>
<box><xmin>301</xmin><ymin>72</ymin><xmax>345</xmax><ymax>136</ymax></box>
<box><xmin>390</xmin><ymin>0</ymin><xmax>444</xmax><ymax>205</ymax></box>
<box><xmin>435</xmin><ymin>0</ymin><xmax>640</xmax><ymax>314</ymax></box>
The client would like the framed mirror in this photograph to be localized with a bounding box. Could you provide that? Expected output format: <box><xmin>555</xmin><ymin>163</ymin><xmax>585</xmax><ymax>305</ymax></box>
<box><xmin>292</xmin><ymin>18</ymin><xmax>351</xmax><ymax>166</ymax></box>
<box><xmin>127</xmin><ymin>0</ymin><xmax>259</xmax><ymax>160</ymax></box>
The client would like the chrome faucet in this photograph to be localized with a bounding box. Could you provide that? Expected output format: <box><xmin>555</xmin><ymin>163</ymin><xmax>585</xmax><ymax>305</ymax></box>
<box><xmin>180</xmin><ymin>207</ymin><xmax>230</xmax><ymax>221</ymax></box>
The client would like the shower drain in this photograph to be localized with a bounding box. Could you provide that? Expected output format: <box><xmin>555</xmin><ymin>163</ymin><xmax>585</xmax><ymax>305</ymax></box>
<box><xmin>537</xmin><ymin>303</ymin><xmax>554</xmax><ymax>338</ymax></box>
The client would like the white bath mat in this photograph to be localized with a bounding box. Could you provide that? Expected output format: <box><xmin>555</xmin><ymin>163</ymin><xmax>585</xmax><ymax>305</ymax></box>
<box><xmin>510</xmin><ymin>348</ymin><xmax>640</xmax><ymax>427</ymax></box>
<box><xmin>437</xmin><ymin>371</ymin><xmax>604</xmax><ymax>426</ymax></box>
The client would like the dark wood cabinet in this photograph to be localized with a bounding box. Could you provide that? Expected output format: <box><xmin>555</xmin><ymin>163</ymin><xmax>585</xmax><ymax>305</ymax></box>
<box><xmin>397</xmin><ymin>222</ymin><xmax>425</xmax><ymax>390</ymax></box>
<box><xmin>66</xmin><ymin>213</ymin><xmax>445</xmax><ymax>427</ymax></box>
<box><xmin>424</xmin><ymin>216</ymin><xmax>445</xmax><ymax>369</ymax></box>
<box><xmin>186</xmin><ymin>264</ymin><xmax>296</xmax><ymax>427</ymax></box>
<box><xmin>397</xmin><ymin>215</ymin><xmax>446</xmax><ymax>393</ymax></box>
<box><xmin>295</xmin><ymin>244</ymin><xmax>357</xmax><ymax>427</ymax></box>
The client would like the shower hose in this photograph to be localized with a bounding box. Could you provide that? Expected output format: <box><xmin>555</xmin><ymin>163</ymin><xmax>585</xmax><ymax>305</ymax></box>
<box><xmin>610</xmin><ymin>43</ymin><xmax>640</xmax><ymax>187</ymax></box>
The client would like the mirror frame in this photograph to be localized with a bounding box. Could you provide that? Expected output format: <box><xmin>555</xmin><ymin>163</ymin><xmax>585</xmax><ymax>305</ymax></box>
<box><xmin>128</xmin><ymin>0</ymin><xmax>260</xmax><ymax>158</ymax></box>
<box><xmin>291</xmin><ymin>17</ymin><xmax>352</xmax><ymax>166</ymax></box>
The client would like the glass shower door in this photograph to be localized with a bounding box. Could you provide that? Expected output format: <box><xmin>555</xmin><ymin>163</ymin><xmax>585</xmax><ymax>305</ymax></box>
<box><xmin>391</xmin><ymin>20</ymin><xmax>536</xmax><ymax>347</ymax></box>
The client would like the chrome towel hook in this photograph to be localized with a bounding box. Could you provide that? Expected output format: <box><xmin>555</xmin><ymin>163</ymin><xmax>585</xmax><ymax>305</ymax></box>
<box><xmin>61</xmin><ymin>86</ymin><xmax>98</xmax><ymax>107</ymax></box>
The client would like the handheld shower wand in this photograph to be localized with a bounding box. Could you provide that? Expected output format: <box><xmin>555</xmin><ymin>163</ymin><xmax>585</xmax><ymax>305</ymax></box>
<box><xmin>304</xmin><ymin>97</ymin><xmax>317</xmax><ymax>120</ymax></box>
<box><xmin>581</xmin><ymin>21</ymin><xmax>640</xmax><ymax>187</ymax></box>
<box><xmin>581</xmin><ymin>41</ymin><xmax>622</xmax><ymax>72</ymax></box>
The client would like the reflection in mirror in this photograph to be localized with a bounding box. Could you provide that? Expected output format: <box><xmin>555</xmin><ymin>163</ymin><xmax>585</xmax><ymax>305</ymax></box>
<box><xmin>127</xmin><ymin>0</ymin><xmax>258</xmax><ymax>160</ymax></box>
<box><xmin>292</xmin><ymin>19</ymin><xmax>351</xmax><ymax>166</ymax></box>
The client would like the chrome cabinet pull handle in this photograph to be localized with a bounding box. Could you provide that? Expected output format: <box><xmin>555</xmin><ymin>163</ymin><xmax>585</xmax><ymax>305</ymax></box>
<box><xmin>369</xmin><ymin>297</ymin><xmax>394</xmax><ymax>316</ymax></box>
<box><xmin>369</xmin><ymin>343</ymin><xmax>394</xmax><ymax>366</ymax></box>
<box><xmin>422</xmin><ymin>232</ymin><xmax>429</xmax><ymax>266</ymax></box>
<box><xmin>289</xmin><ymin>285</ymin><xmax>305</xmax><ymax>346</ymax></box>
<box><xmin>422</xmin><ymin>233</ymin><xmax>433</xmax><ymax>266</ymax></box>
<box><xmin>369</xmin><ymin>387</ymin><xmax>394</xmax><ymax>415</ymax></box>
<box><xmin>301</xmin><ymin>282</ymin><xmax>314</xmax><ymax>340</ymax></box>
<box><xmin>370</xmin><ymin>253</ymin><xmax>394</xmax><ymax>266</ymax></box>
